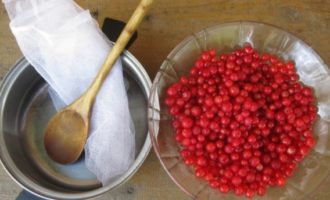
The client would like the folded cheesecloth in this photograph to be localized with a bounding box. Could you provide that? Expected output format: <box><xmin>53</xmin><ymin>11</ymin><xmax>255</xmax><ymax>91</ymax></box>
<box><xmin>3</xmin><ymin>0</ymin><xmax>135</xmax><ymax>185</ymax></box>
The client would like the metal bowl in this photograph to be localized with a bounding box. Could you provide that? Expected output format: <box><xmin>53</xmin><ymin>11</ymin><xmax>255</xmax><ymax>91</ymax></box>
<box><xmin>0</xmin><ymin>51</ymin><xmax>151</xmax><ymax>199</ymax></box>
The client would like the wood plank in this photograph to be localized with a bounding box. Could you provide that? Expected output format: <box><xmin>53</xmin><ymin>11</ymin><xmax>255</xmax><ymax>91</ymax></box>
<box><xmin>0</xmin><ymin>0</ymin><xmax>330</xmax><ymax>199</ymax></box>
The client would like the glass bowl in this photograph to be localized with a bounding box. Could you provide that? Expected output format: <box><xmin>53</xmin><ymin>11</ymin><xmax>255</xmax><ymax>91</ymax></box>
<box><xmin>148</xmin><ymin>21</ymin><xmax>330</xmax><ymax>200</ymax></box>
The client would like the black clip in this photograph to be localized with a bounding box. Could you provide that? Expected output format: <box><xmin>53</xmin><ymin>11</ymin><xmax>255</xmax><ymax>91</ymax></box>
<box><xmin>102</xmin><ymin>18</ymin><xmax>138</xmax><ymax>49</ymax></box>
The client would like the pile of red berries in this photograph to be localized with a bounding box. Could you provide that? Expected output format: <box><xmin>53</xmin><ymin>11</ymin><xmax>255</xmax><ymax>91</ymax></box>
<box><xmin>165</xmin><ymin>44</ymin><xmax>317</xmax><ymax>198</ymax></box>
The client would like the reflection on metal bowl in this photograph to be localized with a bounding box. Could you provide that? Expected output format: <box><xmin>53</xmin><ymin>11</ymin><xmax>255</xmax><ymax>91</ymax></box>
<box><xmin>0</xmin><ymin>50</ymin><xmax>151</xmax><ymax>199</ymax></box>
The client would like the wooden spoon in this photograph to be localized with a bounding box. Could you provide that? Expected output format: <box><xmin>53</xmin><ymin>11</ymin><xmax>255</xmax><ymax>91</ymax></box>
<box><xmin>44</xmin><ymin>0</ymin><xmax>153</xmax><ymax>164</ymax></box>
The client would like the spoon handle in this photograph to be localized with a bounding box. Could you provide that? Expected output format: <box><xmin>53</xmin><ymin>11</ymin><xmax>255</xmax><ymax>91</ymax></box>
<box><xmin>84</xmin><ymin>0</ymin><xmax>153</xmax><ymax>104</ymax></box>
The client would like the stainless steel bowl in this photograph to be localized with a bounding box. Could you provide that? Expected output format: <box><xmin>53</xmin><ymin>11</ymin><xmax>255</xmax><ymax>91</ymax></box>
<box><xmin>0</xmin><ymin>51</ymin><xmax>151</xmax><ymax>199</ymax></box>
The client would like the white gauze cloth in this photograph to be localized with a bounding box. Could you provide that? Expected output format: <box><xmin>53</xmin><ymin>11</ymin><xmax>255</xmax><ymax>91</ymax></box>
<box><xmin>3</xmin><ymin>0</ymin><xmax>135</xmax><ymax>185</ymax></box>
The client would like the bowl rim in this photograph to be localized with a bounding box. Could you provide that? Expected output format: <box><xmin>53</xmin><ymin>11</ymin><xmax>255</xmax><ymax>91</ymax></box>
<box><xmin>0</xmin><ymin>49</ymin><xmax>152</xmax><ymax>200</ymax></box>
<box><xmin>148</xmin><ymin>20</ymin><xmax>330</xmax><ymax>199</ymax></box>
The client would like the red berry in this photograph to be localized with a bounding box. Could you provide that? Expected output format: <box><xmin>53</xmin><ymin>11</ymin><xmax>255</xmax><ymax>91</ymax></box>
<box><xmin>206</xmin><ymin>142</ymin><xmax>216</xmax><ymax>153</ymax></box>
<box><xmin>277</xmin><ymin>176</ymin><xmax>286</xmax><ymax>187</ymax></box>
<box><xmin>238</xmin><ymin>167</ymin><xmax>248</xmax><ymax>177</ymax></box>
<box><xmin>306</xmin><ymin>137</ymin><xmax>316</xmax><ymax>147</ymax></box>
<box><xmin>197</xmin><ymin>156</ymin><xmax>207</xmax><ymax>166</ymax></box>
<box><xmin>234</xmin><ymin>186</ymin><xmax>245</xmax><ymax>196</ymax></box>
<box><xmin>287</xmin><ymin>145</ymin><xmax>297</xmax><ymax>155</ymax></box>
<box><xmin>258</xmin><ymin>186</ymin><xmax>266</xmax><ymax>196</ymax></box>
<box><xmin>181</xmin><ymin>117</ymin><xmax>194</xmax><ymax>128</ymax></box>
<box><xmin>165</xmin><ymin>45</ymin><xmax>317</xmax><ymax>198</ymax></box>
<box><xmin>204</xmin><ymin>96</ymin><xmax>214</xmax><ymax>107</ymax></box>
<box><xmin>250</xmin><ymin>156</ymin><xmax>260</xmax><ymax>167</ymax></box>
<box><xmin>195</xmin><ymin>168</ymin><xmax>206</xmax><ymax>177</ymax></box>
<box><xmin>210</xmin><ymin>180</ymin><xmax>220</xmax><ymax>188</ymax></box>
<box><xmin>245</xmin><ymin>189</ymin><xmax>255</xmax><ymax>198</ymax></box>
<box><xmin>229</xmin><ymin>85</ymin><xmax>240</xmax><ymax>96</ymax></box>
<box><xmin>246</xmin><ymin>172</ymin><xmax>256</xmax><ymax>183</ymax></box>
<box><xmin>222</xmin><ymin>101</ymin><xmax>233</xmax><ymax>113</ymax></box>
<box><xmin>224</xmin><ymin>169</ymin><xmax>234</xmax><ymax>179</ymax></box>
<box><xmin>219</xmin><ymin>184</ymin><xmax>230</xmax><ymax>193</ymax></box>
<box><xmin>181</xmin><ymin>128</ymin><xmax>192</xmax><ymax>138</ymax></box>
<box><xmin>231</xmin><ymin>176</ymin><xmax>242</xmax><ymax>186</ymax></box>
<box><xmin>191</xmin><ymin>106</ymin><xmax>202</xmax><ymax>116</ymax></box>
<box><xmin>243</xmin><ymin>150</ymin><xmax>252</xmax><ymax>159</ymax></box>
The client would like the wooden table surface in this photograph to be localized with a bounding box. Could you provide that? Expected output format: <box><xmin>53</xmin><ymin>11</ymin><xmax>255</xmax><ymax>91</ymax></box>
<box><xmin>0</xmin><ymin>0</ymin><xmax>330</xmax><ymax>199</ymax></box>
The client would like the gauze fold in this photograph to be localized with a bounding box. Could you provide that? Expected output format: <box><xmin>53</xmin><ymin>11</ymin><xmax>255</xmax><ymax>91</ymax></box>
<box><xmin>3</xmin><ymin>0</ymin><xmax>135</xmax><ymax>185</ymax></box>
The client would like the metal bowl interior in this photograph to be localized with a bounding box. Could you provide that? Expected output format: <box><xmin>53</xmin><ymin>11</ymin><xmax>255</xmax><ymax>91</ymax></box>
<box><xmin>0</xmin><ymin>51</ymin><xmax>151</xmax><ymax>199</ymax></box>
<box><xmin>148</xmin><ymin>21</ymin><xmax>330</xmax><ymax>200</ymax></box>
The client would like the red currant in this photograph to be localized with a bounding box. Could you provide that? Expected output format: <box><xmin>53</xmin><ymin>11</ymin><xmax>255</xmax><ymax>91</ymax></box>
<box><xmin>165</xmin><ymin>46</ymin><xmax>317</xmax><ymax>198</ymax></box>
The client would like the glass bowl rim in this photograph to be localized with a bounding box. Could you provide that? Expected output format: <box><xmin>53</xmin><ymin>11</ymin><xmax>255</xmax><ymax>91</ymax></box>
<box><xmin>148</xmin><ymin>20</ymin><xmax>330</xmax><ymax>199</ymax></box>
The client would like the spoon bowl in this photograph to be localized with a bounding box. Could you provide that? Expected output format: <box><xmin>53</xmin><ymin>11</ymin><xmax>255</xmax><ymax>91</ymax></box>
<box><xmin>44</xmin><ymin>109</ymin><xmax>88</xmax><ymax>164</ymax></box>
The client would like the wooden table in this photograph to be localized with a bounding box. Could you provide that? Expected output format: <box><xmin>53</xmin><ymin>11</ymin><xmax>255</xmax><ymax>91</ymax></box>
<box><xmin>0</xmin><ymin>0</ymin><xmax>330</xmax><ymax>199</ymax></box>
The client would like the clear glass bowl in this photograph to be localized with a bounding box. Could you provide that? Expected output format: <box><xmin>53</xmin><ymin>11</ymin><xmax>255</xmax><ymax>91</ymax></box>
<box><xmin>148</xmin><ymin>21</ymin><xmax>330</xmax><ymax>200</ymax></box>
